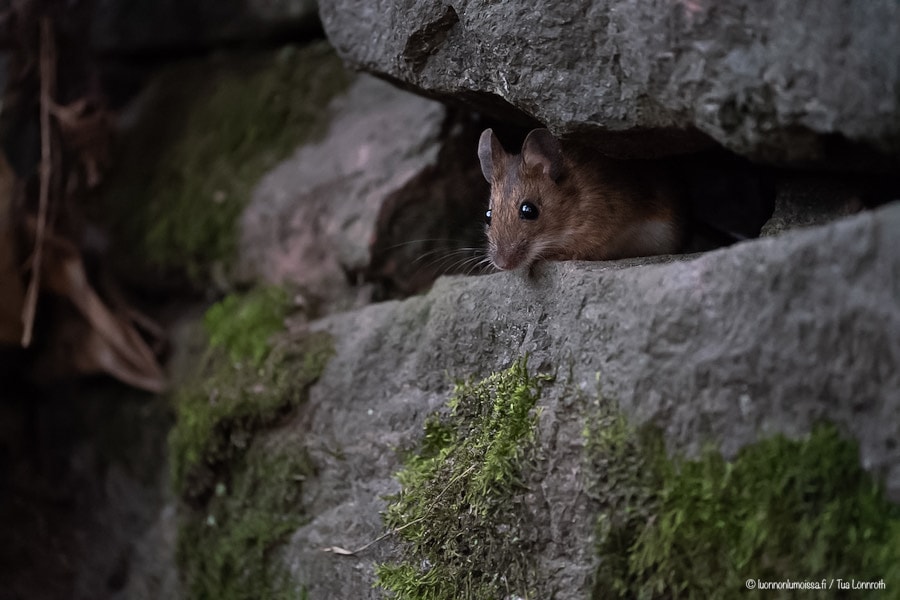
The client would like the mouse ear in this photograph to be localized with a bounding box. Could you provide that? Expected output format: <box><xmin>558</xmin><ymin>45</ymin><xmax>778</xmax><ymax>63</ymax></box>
<box><xmin>477</xmin><ymin>129</ymin><xmax>505</xmax><ymax>183</ymax></box>
<box><xmin>522</xmin><ymin>128</ymin><xmax>563</xmax><ymax>181</ymax></box>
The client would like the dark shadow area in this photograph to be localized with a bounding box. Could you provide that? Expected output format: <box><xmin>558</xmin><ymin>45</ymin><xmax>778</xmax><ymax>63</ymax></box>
<box><xmin>0</xmin><ymin>367</ymin><xmax>172</xmax><ymax>600</ymax></box>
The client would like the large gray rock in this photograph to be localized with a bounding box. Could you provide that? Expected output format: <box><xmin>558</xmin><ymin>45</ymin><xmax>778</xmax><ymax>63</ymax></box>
<box><xmin>238</xmin><ymin>73</ymin><xmax>488</xmax><ymax>314</ymax></box>
<box><xmin>319</xmin><ymin>0</ymin><xmax>900</xmax><ymax>162</ymax></box>
<box><xmin>282</xmin><ymin>201</ymin><xmax>900</xmax><ymax>597</ymax></box>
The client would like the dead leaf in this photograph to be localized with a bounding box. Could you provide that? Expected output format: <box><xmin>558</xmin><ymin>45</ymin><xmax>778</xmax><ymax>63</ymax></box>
<box><xmin>34</xmin><ymin>306</ymin><xmax>166</xmax><ymax>393</ymax></box>
<box><xmin>6</xmin><ymin>7</ymin><xmax>166</xmax><ymax>393</ymax></box>
<box><xmin>36</xmin><ymin>229</ymin><xmax>166</xmax><ymax>392</ymax></box>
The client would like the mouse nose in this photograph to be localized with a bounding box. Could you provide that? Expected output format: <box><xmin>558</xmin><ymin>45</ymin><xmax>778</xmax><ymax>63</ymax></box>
<box><xmin>492</xmin><ymin>255</ymin><xmax>512</xmax><ymax>270</ymax></box>
<box><xmin>490</xmin><ymin>249</ymin><xmax>521</xmax><ymax>271</ymax></box>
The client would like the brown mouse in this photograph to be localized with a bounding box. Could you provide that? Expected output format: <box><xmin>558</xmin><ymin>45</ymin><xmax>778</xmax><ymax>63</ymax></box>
<box><xmin>478</xmin><ymin>128</ymin><xmax>685</xmax><ymax>271</ymax></box>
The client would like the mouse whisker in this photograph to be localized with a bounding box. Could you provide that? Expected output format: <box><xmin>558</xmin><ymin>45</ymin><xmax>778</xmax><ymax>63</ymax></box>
<box><xmin>379</xmin><ymin>237</ymin><xmax>473</xmax><ymax>252</ymax></box>
<box><xmin>406</xmin><ymin>246</ymin><xmax>491</xmax><ymax>282</ymax></box>
<box><xmin>416</xmin><ymin>248</ymin><xmax>478</xmax><ymax>272</ymax></box>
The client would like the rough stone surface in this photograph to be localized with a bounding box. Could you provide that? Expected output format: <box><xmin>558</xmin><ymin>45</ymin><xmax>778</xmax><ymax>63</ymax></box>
<box><xmin>238</xmin><ymin>73</ymin><xmax>488</xmax><ymax>314</ymax></box>
<box><xmin>279</xmin><ymin>201</ymin><xmax>900</xmax><ymax>597</ymax></box>
<box><xmin>319</xmin><ymin>0</ymin><xmax>900</xmax><ymax>163</ymax></box>
<box><xmin>760</xmin><ymin>174</ymin><xmax>870</xmax><ymax>237</ymax></box>
<box><xmin>91</xmin><ymin>0</ymin><xmax>319</xmax><ymax>53</ymax></box>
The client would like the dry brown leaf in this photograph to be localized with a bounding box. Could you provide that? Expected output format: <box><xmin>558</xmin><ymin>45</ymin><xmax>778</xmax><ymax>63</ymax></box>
<box><xmin>33</xmin><ymin>307</ymin><xmax>165</xmax><ymax>393</ymax></box>
<box><xmin>7</xmin><ymin>8</ymin><xmax>166</xmax><ymax>393</ymax></box>
<box><xmin>37</xmin><ymin>230</ymin><xmax>166</xmax><ymax>392</ymax></box>
<box><xmin>73</xmin><ymin>321</ymin><xmax>166</xmax><ymax>393</ymax></box>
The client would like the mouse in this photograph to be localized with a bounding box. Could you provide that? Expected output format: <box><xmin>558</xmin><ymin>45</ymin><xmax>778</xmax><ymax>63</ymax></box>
<box><xmin>477</xmin><ymin>128</ymin><xmax>686</xmax><ymax>271</ymax></box>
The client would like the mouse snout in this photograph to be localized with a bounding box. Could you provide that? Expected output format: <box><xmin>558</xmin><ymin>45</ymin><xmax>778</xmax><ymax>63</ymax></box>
<box><xmin>491</xmin><ymin>253</ymin><xmax>515</xmax><ymax>271</ymax></box>
<box><xmin>490</xmin><ymin>241</ymin><xmax>529</xmax><ymax>271</ymax></box>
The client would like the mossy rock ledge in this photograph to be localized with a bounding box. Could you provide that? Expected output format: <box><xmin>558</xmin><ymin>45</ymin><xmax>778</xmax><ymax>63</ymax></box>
<box><xmin>254</xmin><ymin>203</ymin><xmax>900</xmax><ymax>598</ymax></box>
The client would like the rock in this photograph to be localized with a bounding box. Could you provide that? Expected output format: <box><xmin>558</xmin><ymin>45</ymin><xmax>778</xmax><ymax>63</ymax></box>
<box><xmin>760</xmin><ymin>173</ymin><xmax>877</xmax><ymax>236</ymax></box>
<box><xmin>238</xmin><ymin>73</ymin><xmax>488</xmax><ymax>314</ymax></box>
<box><xmin>319</xmin><ymin>0</ymin><xmax>900</xmax><ymax>163</ymax></box>
<box><xmin>91</xmin><ymin>0</ymin><xmax>320</xmax><ymax>53</ymax></box>
<box><xmin>282</xmin><ymin>201</ymin><xmax>900</xmax><ymax>597</ymax></box>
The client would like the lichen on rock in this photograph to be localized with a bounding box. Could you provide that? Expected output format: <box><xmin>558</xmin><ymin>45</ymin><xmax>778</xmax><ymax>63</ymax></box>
<box><xmin>376</xmin><ymin>357</ymin><xmax>553</xmax><ymax>599</ymax></box>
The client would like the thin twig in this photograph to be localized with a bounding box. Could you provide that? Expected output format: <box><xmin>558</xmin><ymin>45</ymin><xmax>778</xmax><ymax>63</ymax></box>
<box><xmin>21</xmin><ymin>17</ymin><xmax>55</xmax><ymax>347</ymax></box>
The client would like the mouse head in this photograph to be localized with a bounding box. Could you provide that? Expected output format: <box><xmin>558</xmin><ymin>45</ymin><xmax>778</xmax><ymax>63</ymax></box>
<box><xmin>478</xmin><ymin>128</ymin><xmax>570</xmax><ymax>270</ymax></box>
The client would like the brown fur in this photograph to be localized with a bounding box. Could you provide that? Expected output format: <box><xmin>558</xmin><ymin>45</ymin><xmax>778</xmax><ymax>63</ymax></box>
<box><xmin>478</xmin><ymin>128</ymin><xmax>685</xmax><ymax>271</ymax></box>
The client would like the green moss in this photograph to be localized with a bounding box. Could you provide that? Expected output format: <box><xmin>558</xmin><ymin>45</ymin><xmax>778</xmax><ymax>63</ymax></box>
<box><xmin>586</xmin><ymin>403</ymin><xmax>900</xmax><ymax>599</ymax></box>
<box><xmin>170</xmin><ymin>287</ymin><xmax>330</xmax><ymax>500</ymax></box>
<box><xmin>376</xmin><ymin>357</ymin><xmax>553</xmax><ymax>600</ymax></box>
<box><xmin>170</xmin><ymin>291</ymin><xmax>332</xmax><ymax>599</ymax></box>
<box><xmin>169</xmin><ymin>329</ymin><xmax>332</xmax><ymax>501</ymax></box>
<box><xmin>204</xmin><ymin>286</ymin><xmax>292</xmax><ymax>367</ymax></box>
<box><xmin>177</xmin><ymin>441</ymin><xmax>313</xmax><ymax>600</ymax></box>
<box><xmin>99</xmin><ymin>41</ymin><xmax>352</xmax><ymax>285</ymax></box>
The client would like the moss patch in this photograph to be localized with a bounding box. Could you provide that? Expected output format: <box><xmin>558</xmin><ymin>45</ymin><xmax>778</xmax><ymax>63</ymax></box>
<box><xmin>204</xmin><ymin>285</ymin><xmax>292</xmax><ymax>367</ymax></box>
<box><xmin>586</xmin><ymin>402</ymin><xmax>900</xmax><ymax>599</ymax></box>
<box><xmin>177</xmin><ymin>440</ymin><xmax>313</xmax><ymax>600</ymax></box>
<box><xmin>376</xmin><ymin>357</ymin><xmax>552</xmax><ymax>600</ymax></box>
<box><xmin>169</xmin><ymin>289</ymin><xmax>331</xmax><ymax>599</ymax></box>
<box><xmin>169</xmin><ymin>321</ymin><xmax>331</xmax><ymax>502</ymax></box>
<box><xmin>99</xmin><ymin>41</ymin><xmax>352</xmax><ymax>286</ymax></box>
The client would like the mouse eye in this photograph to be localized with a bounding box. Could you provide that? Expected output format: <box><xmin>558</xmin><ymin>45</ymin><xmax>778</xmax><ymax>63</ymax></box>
<box><xmin>485</xmin><ymin>209</ymin><xmax>492</xmax><ymax>226</ymax></box>
<box><xmin>519</xmin><ymin>201</ymin><xmax>539</xmax><ymax>221</ymax></box>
